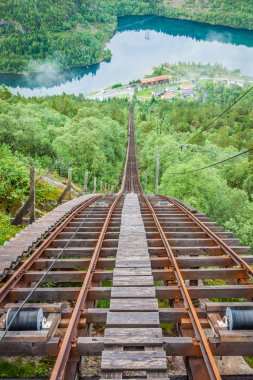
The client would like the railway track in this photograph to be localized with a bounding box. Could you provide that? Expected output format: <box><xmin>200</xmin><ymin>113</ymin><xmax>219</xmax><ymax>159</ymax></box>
<box><xmin>0</xmin><ymin>104</ymin><xmax>253</xmax><ymax>380</ymax></box>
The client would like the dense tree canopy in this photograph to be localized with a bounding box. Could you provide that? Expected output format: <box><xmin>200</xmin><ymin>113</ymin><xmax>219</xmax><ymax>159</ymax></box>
<box><xmin>135</xmin><ymin>81</ymin><xmax>253</xmax><ymax>247</ymax></box>
<box><xmin>0</xmin><ymin>87</ymin><xmax>128</xmax><ymax>211</ymax></box>
<box><xmin>0</xmin><ymin>0</ymin><xmax>252</xmax><ymax>73</ymax></box>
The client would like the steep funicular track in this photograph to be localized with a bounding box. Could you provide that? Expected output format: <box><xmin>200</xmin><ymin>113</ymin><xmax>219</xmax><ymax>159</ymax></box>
<box><xmin>0</xmin><ymin>104</ymin><xmax>253</xmax><ymax>380</ymax></box>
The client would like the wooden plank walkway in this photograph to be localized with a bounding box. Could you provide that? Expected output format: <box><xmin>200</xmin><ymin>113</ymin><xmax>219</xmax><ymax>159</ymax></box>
<box><xmin>101</xmin><ymin>193</ymin><xmax>168</xmax><ymax>379</ymax></box>
<box><xmin>0</xmin><ymin>194</ymin><xmax>97</xmax><ymax>279</ymax></box>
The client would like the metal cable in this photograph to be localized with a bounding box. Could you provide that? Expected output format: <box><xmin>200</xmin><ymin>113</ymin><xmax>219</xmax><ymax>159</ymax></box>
<box><xmin>164</xmin><ymin>148</ymin><xmax>253</xmax><ymax>175</ymax></box>
<box><xmin>186</xmin><ymin>85</ymin><xmax>253</xmax><ymax>143</ymax></box>
<box><xmin>0</xmin><ymin>198</ymin><xmax>101</xmax><ymax>342</ymax></box>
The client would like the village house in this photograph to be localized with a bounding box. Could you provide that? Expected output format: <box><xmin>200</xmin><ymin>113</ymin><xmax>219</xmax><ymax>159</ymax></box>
<box><xmin>181</xmin><ymin>88</ymin><xmax>195</xmax><ymax>98</ymax></box>
<box><xmin>180</xmin><ymin>83</ymin><xmax>196</xmax><ymax>98</ymax></box>
<box><xmin>140</xmin><ymin>75</ymin><xmax>171</xmax><ymax>88</ymax></box>
<box><xmin>180</xmin><ymin>83</ymin><xmax>196</xmax><ymax>91</ymax></box>
<box><xmin>152</xmin><ymin>89</ymin><xmax>166</xmax><ymax>97</ymax></box>
<box><xmin>166</xmin><ymin>86</ymin><xmax>179</xmax><ymax>93</ymax></box>
<box><xmin>227</xmin><ymin>79</ymin><xmax>245</xmax><ymax>87</ymax></box>
<box><xmin>161</xmin><ymin>92</ymin><xmax>175</xmax><ymax>100</ymax></box>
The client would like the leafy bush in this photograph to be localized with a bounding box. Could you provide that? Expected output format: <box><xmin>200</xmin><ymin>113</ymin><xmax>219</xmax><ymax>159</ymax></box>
<box><xmin>0</xmin><ymin>145</ymin><xmax>29</xmax><ymax>212</ymax></box>
<box><xmin>0</xmin><ymin>89</ymin><xmax>128</xmax><ymax>247</ymax></box>
<box><xmin>0</xmin><ymin>212</ymin><xmax>23</xmax><ymax>245</ymax></box>
<box><xmin>0</xmin><ymin>357</ymin><xmax>55</xmax><ymax>377</ymax></box>
<box><xmin>0</xmin><ymin>89</ymin><xmax>128</xmax><ymax>189</ymax></box>
<box><xmin>135</xmin><ymin>80</ymin><xmax>253</xmax><ymax>247</ymax></box>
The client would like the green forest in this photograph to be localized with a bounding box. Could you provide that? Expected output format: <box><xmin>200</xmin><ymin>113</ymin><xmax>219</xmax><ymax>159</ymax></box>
<box><xmin>0</xmin><ymin>87</ymin><xmax>128</xmax><ymax>243</ymax></box>
<box><xmin>1</xmin><ymin>0</ymin><xmax>253</xmax><ymax>73</ymax></box>
<box><xmin>1</xmin><ymin>0</ymin><xmax>253</xmax><ymax>375</ymax></box>
<box><xmin>135</xmin><ymin>81</ymin><xmax>253</xmax><ymax>248</ymax></box>
<box><xmin>1</xmin><ymin>75</ymin><xmax>253</xmax><ymax>250</ymax></box>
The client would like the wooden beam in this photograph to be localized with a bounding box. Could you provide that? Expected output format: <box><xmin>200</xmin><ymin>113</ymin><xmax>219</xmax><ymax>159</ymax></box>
<box><xmin>153</xmin><ymin>268</ymin><xmax>248</xmax><ymax>281</ymax></box>
<box><xmin>209</xmin><ymin>338</ymin><xmax>253</xmax><ymax>356</ymax></box>
<box><xmin>87</xmin><ymin>285</ymin><xmax>253</xmax><ymax>300</ymax></box>
<box><xmin>84</xmin><ymin>307</ymin><xmax>207</xmax><ymax>323</ymax></box>
<box><xmin>150</xmin><ymin>256</ymin><xmax>253</xmax><ymax>268</ymax></box>
<box><xmin>0</xmin><ymin>338</ymin><xmax>60</xmax><ymax>356</ymax></box>
<box><xmin>29</xmin><ymin>166</ymin><xmax>36</xmax><ymax>224</ymax></box>
<box><xmin>33</xmin><ymin>255</ymin><xmax>253</xmax><ymax>275</ymax></box>
<box><xmin>0</xmin><ymin>330</ymin><xmax>49</xmax><ymax>343</ymax></box>
<box><xmin>57</xmin><ymin>184</ymin><xmax>71</xmax><ymax>205</ymax></box>
<box><xmin>8</xmin><ymin>287</ymin><xmax>81</xmax><ymax>302</ymax></box>
<box><xmin>156</xmin><ymin>285</ymin><xmax>253</xmax><ymax>299</ymax></box>
<box><xmin>2</xmin><ymin>336</ymin><xmax>253</xmax><ymax>358</ymax></box>
<box><xmin>181</xmin><ymin>317</ymin><xmax>210</xmax><ymax>329</ymax></box>
<box><xmin>3</xmin><ymin>303</ymin><xmax>62</xmax><ymax>312</ymax></box>
<box><xmin>32</xmin><ymin>258</ymin><xmax>115</xmax><ymax>270</ymax></box>
<box><xmin>93</xmin><ymin>176</ymin><xmax>97</xmax><ymax>193</ymax></box>
<box><xmin>22</xmin><ymin>271</ymin><xmax>86</xmax><ymax>283</ymax></box>
<box><xmin>206</xmin><ymin>302</ymin><xmax>253</xmax><ymax>313</ymax></box>
<box><xmin>11</xmin><ymin>194</ymin><xmax>33</xmax><ymax>225</ymax></box>
<box><xmin>83</xmin><ymin>171</ymin><xmax>88</xmax><ymax>193</ymax></box>
<box><xmin>22</xmin><ymin>270</ymin><xmax>113</xmax><ymax>283</ymax></box>
<box><xmin>148</xmin><ymin>237</ymin><xmax>240</xmax><ymax>247</ymax></box>
<box><xmin>68</xmin><ymin>167</ymin><xmax>72</xmax><ymax>201</ymax></box>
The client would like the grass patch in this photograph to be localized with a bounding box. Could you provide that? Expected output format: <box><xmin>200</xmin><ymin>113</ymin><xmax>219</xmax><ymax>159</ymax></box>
<box><xmin>204</xmin><ymin>279</ymin><xmax>245</xmax><ymax>302</ymax></box>
<box><xmin>96</xmin><ymin>280</ymin><xmax>111</xmax><ymax>308</ymax></box>
<box><xmin>159</xmin><ymin>299</ymin><xmax>170</xmax><ymax>308</ymax></box>
<box><xmin>0</xmin><ymin>356</ymin><xmax>55</xmax><ymax>378</ymax></box>
<box><xmin>161</xmin><ymin>322</ymin><xmax>176</xmax><ymax>336</ymax></box>
<box><xmin>0</xmin><ymin>212</ymin><xmax>23</xmax><ymax>245</ymax></box>
<box><xmin>97</xmin><ymin>299</ymin><xmax>110</xmax><ymax>308</ymax></box>
<box><xmin>158</xmin><ymin>300</ymin><xmax>176</xmax><ymax>335</ymax></box>
<box><xmin>244</xmin><ymin>356</ymin><xmax>253</xmax><ymax>368</ymax></box>
<box><xmin>204</xmin><ymin>279</ymin><xmax>229</xmax><ymax>286</ymax></box>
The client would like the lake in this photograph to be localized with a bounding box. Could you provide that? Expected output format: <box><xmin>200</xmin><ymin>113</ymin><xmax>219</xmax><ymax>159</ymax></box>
<box><xmin>1</xmin><ymin>15</ymin><xmax>253</xmax><ymax>97</ymax></box>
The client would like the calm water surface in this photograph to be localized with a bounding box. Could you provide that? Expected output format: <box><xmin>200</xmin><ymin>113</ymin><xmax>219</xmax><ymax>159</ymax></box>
<box><xmin>1</xmin><ymin>16</ymin><xmax>253</xmax><ymax>97</ymax></box>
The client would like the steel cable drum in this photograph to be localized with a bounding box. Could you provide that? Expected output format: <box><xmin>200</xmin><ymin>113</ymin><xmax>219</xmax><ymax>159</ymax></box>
<box><xmin>226</xmin><ymin>307</ymin><xmax>253</xmax><ymax>330</ymax></box>
<box><xmin>6</xmin><ymin>308</ymin><xmax>43</xmax><ymax>331</ymax></box>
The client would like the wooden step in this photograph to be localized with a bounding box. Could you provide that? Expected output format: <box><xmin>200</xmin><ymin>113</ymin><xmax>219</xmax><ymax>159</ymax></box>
<box><xmin>111</xmin><ymin>286</ymin><xmax>156</xmax><ymax>298</ymax></box>
<box><xmin>114</xmin><ymin>267</ymin><xmax>152</xmax><ymax>276</ymax></box>
<box><xmin>104</xmin><ymin>327</ymin><xmax>163</xmax><ymax>345</ymax></box>
<box><xmin>110</xmin><ymin>298</ymin><xmax>158</xmax><ymax>311</ymax></box>
<box><xmin>115</xmin><ymin>259</ymin><xmax>151</xmax><ymax>267</ymax></box>
<box><xmin>101</xmin><ymin>350</ymin><xmax>167</xmax><ymax>371</ymax></box>
<box><xmin>106</xmin><ymin>311</ymin><xmax>160</xmax><ymax>327</ymax></box>
<box><xmin>113</xmin><ymin>275</ymin><xmax>153</xmax><ymax>286</ymax></box>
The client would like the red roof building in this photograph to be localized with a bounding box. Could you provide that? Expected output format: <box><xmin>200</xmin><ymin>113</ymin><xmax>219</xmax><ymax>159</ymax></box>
<box><xmin>161</xmin><ymin>92</ymin><xmax>175</xmax><ymax>99</ymax></box>
<box><xmin>140</xmin><ymin>75</ymin><xmax>170</xmax><ymax>86</ymax></box>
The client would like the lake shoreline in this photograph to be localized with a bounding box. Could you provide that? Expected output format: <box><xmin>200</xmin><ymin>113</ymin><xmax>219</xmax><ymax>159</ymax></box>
<box><xmin>1</xmin><ymin>14</ymin><xmax>253</xmax><ymax>76</ymax></box>
<box><xmin>2</xmin><ymin>15</ymin><xmax>253</xmax><ymax>97</ymax></box>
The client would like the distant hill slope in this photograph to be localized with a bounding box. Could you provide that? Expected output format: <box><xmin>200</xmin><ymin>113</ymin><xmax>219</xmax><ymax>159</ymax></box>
<box><xmin>0</xmin><ymin>0</ymin><xmax>252</xmax><ymax>73</ymax></box>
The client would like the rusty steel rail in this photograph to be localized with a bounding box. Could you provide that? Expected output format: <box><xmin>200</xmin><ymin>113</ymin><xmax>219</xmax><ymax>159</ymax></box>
<box><xmin>120</xmin><ymin>104</ymin><xmax>131</xmax><ymax>193</ymax></box>
<box><xmin>164</xmin><ymin>196</ymin><xmax>253</xmax><ymax>280</ymax></box>
<box><xmin>126</xmin><ymin>102</ymin><xmax>220</xmax><ymax>377</ymax></box>
<box><xmin>123</xmin><ymin>102</ymin><xmax>142</xmax><ymax>193</ymax></box>
<box><xmin>0</xmin><ymin>195</ymin><xmax>101</xmax><ymax>304</ymax></box>
<box><xmin>1</xmin><ymin>102</ymin><xmax>253</xmax><ymax>380</ymax></box>
<box><xmin>47</xmin><ymin>102</ymin><xmax>135</xmax><ymax>378</ymax></box>
<box><xmin>50</xmin><ymin>193</ymin><xmax>122</xmax><ymax>380</ymax></box>
<box><xmin>142</xmin><ymin>193</ymin><xmax>221</xmax><ymax>380</ymax></box>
